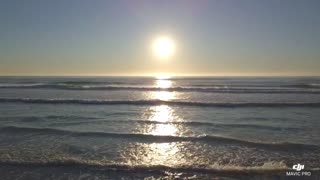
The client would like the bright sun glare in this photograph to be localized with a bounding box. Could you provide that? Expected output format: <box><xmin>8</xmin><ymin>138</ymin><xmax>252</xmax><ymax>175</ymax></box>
<box><xmin>152</xmin><ymin>36</ymin><xmax>175</xmax><ymax>59</ymax></box>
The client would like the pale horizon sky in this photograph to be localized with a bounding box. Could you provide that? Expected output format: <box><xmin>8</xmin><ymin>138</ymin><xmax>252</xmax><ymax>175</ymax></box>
<box><xmin>1</xmin><ymin>0</ymin><xmax>320</xmax><ymax>76</ymax></box>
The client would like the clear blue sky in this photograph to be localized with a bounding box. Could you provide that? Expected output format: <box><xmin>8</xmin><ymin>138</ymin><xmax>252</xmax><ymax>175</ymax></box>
<box><xmin>1</xmin><ymin>0</ymin><xmax>320</xmax><ymax>76</ymax></box>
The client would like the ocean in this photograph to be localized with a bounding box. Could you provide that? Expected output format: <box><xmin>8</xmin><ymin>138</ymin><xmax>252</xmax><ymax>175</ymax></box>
<box><xmin>0</xmin><ymin>76</ymin><xmax>319</xmax><ymax>179</ymax></box>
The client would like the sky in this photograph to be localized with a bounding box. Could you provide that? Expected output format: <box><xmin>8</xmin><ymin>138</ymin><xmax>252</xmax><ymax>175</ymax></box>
<box><xmin>0</xmin><ymin>0</ymin><xmax>320</xmax><ymax>76</ymax></box>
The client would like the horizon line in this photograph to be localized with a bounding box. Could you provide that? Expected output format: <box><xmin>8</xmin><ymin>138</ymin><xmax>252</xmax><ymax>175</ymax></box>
<box><xmin>0</xmin><ymin>74</ymin><xmax>320</xmax><ymax>78</ymax></box>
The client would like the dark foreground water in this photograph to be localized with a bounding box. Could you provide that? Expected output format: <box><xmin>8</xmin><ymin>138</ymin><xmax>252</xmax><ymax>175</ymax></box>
<box><xmin>0</xmin><ymin>76</ymin><xmax>319</xmax><ymax>179</ymax></box>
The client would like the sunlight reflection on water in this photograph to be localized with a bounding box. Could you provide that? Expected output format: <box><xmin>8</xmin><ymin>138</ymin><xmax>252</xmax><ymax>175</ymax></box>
<box><xmin>156</xmin><ymin>79</ymin><xmax>172</xmax><ymax>89</ymax></box>
<box><xmin>149</xmin><ymin>79</ymin><xmax>176</xmax><ymax>101</ymax></box>
<box><xmin>141</xmin><ymin>105</ymin><xmax>181</xmax><ymax>136</ymax></box>
<box><xmin>150</xmin><ymin>105</ymin><xmax>174</xmax><ymax>122</ymax></box>
<box><xmin>144</xmin><ymin>79</ymin><xmax>182</xmax><ymax>136</ymax></box>
<box><xmin>123</xmin><ymin>142</ymin><xmax>187</xmax><ymax>166</ymax></box>
<box><xmin>123</xmin><ymin>78</ymin><xmax>189</xmax><ymax>166</ymax></box>
<box><xmin>151</xmin><ymin>91</ymin><xmax>175</xmax><ymax>101</ymax></box>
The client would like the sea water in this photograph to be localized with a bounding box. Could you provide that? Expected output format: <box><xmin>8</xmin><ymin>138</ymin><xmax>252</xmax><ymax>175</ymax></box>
<box><xmin>0</xmin><ymin>76</ymin><xmax>319</xmax><ymax>179</ymax></box>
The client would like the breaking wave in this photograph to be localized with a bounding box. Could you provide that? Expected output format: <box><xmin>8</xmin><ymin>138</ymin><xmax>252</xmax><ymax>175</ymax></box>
<box><xmin>1</xmin><ymin>83</ymin><xmax>320</xmax><ymax>94</ymax></box>
<box><xmin>1</xmin><ymin>126</ymin><xmax>319</xmax><ymax>150</ymax></box>
<box><xmin>0</xmin><ymin>160</ymin><xmax>293</xmax><ymax>175</ymax></box>
<box><xmin>1</xmin><ymin>98</ymin><xmax>320</xmax><ymax>107</ymax></box>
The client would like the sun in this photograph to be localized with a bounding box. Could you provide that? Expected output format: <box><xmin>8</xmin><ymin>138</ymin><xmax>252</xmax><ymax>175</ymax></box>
<box><xmin>152</xmin><ymin>36</ymin><xmax>175</xmax><ymax>59</ymax></box>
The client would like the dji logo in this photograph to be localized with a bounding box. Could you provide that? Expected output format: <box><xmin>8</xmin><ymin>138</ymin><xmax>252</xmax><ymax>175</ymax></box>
<box><xmin>286</xmin><ymin>163</ymin><xmax>311</xmax><ymax>176</ymax></box>
<box><xmin>292</xmin><ymin>164</ymin><xmax>304</xmax><ymax>171</ymax></box>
